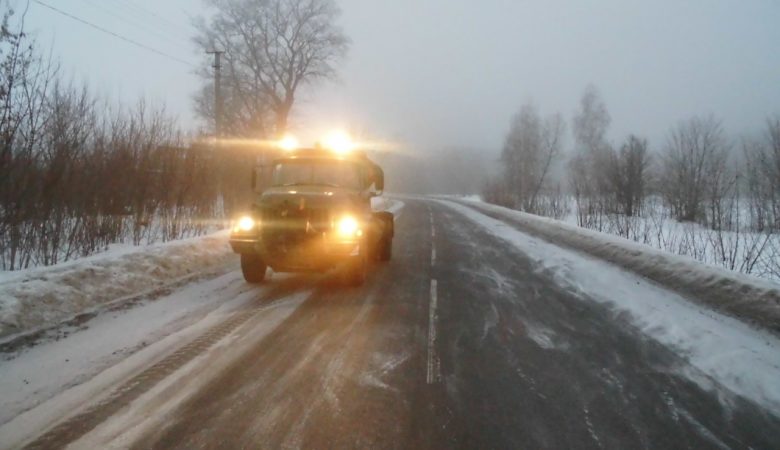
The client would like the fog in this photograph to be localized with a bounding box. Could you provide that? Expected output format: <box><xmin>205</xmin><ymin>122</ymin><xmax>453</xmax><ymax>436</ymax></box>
<box><xmin>299</xmin><ymin>0</ymin><xmax>780</xmax><ymax>151</ymax></box>
<box><xmin>25</xmin><ymin>0</ymin><xmax>780</xmax><ymax>194</ymax></box>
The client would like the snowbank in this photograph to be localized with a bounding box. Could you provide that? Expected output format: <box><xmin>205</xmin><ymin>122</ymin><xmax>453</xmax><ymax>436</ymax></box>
<box><xmin>0</xmin><ymin>231</ymin><xmax>235</xmax><ymax>340</ymax></box>
<box><xmin>442</xmin><ymin>199</ymin><xmax>780</xmax><ymax>334</ymax></box>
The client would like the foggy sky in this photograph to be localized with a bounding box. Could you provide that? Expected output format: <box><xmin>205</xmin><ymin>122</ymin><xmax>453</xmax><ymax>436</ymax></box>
<box><xmin>25</xmin><ymin>0</ymin><xmax>780</xmax><ymax>153</ymax></box>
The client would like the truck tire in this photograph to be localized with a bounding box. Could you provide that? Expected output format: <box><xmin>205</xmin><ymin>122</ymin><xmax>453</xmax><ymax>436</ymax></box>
<box><xmin>240</xmin><ymin>254</ymin><xmax>267</xmax><ymax>283</ymax></box>
<box><xmin>377</xmin><ymin>236</ymin><xmax>392</xmax><ymax>261</ymax></box>
<box><xmin>343</xmin><ymin>252</ymin><xmax>367</xmax><ymax>286</ymax></box>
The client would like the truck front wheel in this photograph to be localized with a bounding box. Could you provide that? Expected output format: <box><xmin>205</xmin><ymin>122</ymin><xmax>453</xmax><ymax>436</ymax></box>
<box><xmin>377</xmin><ymin>236</ymin><xmax>392</xmax><ymax>261</ymax></box>
<box><xmin>342</xmin><ymin>252</ymin><xmax>367</xmax><ymax>286</ymax></box>
<box><xmin>240</xmin><ymin>254</ymin><xmax>267</xmax><ymax>283</ymax></box>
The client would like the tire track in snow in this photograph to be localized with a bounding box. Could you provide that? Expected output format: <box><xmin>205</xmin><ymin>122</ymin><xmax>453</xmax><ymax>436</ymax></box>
<box><xmin>281</xmin><ymin>290</ymin><xmax>377</xmax><ymax>449</ymax></box>
<box><xmin>22</xmin><ymin>285</ymin><xmax>311</xmax><ymax>450</ymax></box>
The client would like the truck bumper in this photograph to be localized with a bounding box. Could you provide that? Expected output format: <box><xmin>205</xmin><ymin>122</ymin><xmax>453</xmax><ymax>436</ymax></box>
<box><xmin>229</xmin><ymin>236</ymin><xmax>362</xmax><ymax>273</ymax></box>
<box><xmin>229</xmin><ymin>237</ymin><xmax>263</xmax><ymax>254</ymax></box>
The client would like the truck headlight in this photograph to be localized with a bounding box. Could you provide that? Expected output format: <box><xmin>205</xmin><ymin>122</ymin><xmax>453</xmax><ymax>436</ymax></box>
<box><xmin>234</xmin><ymin>216</ymin><xmax>256</xmax><ymax>232</ymax></box>
<box><xmin>336</xmin><ymin>215</ymin><xmax>361</xmax><ymax>237</ymax></box>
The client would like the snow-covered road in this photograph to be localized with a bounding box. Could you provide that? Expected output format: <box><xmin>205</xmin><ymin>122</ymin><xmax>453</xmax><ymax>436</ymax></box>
<box><xmin>1</xmin><ymin>197</ymin><xmax>779</xmax><ymax>449</ymax></box>
<box><xmin>438</xmin><ymin>199</ymin><xmax>780</xmax><ymax>418</ymax></box>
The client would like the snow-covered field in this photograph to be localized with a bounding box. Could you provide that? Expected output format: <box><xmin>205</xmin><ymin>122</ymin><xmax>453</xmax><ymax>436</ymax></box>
<box><xmin>440</xmin><ymin>199</ymin><xmax>780</xmax><ymax>418</ymax></box>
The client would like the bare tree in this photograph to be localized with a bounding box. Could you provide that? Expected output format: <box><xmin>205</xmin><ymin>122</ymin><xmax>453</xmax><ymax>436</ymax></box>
<box><xmin>572</xmin><ymin>84</ymin><xmax>611</xmax><ymax>153</ymax></box>
<box><xmin>569</xmin><ymin>84</ymin><xmax>612</xmax><ymax>228</ymax></box>
<box><xmin>744</xmin><ymin>116</ymin><xmax>780</xmax><ymax>231</ymax></box>
<box><xmin>499</xmin><ymin>102</ymin><xmax>565</xmax><ymax>214</ymax></box>
<box><xmin>531</xmin><ymin>113</ymin><xmax>566</xmax><ymax>213</ymax></box>
<box><xmin>0</xmin><ymin>1</ymin><xmax>60</xmax><ymax>269</ymax></box>
<box><xmin>194</xmin><ymin>0</ymin><xmax>350</xmax><ymax>136</ymax></box>
<box><xmin>661</xmin><ymin>116</ymin><xmax>730</xmax><ymax>224</ymax></box>
<box><xmin>500</xmin><ymin>103</ymin><xmax>541</xmax><ymax>209</ymax></box>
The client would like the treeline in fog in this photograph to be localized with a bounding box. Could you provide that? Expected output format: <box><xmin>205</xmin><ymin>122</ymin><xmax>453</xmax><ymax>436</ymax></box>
<box><xmin>483</xmin><ymin>85</ymin><xmax>780</xmax><ymax>280</ymax></box>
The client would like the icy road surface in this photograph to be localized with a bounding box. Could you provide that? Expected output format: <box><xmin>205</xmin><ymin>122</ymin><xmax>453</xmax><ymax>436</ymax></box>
<box><xmin>2</xmin><ymin>198</ymin><xmax>780</xmax><ymax>449</ymax></box>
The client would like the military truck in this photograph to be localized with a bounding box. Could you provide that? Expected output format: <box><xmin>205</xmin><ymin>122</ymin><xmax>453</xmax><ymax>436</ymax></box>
<box><xmin>229</xmin><ymin>146</ymin><xmax>393</xmax><ymax>285</ymax></box>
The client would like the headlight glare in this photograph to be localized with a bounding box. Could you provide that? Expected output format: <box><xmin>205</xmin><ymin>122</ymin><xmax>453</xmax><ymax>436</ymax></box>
<box><xmin>278</xmin><ymin>134</ymin><xmax>299</xmax><ymax>151</ymax></box>
<box><xmin>336</xmin><ymin>216</ymin><xmax>359</xmax><ymax>237</ymax></box>
<box><xmin>235</xmin><ymin>216</ymin><xmax>256</xmax><ymax>232</ymax></box>
<box><xmin>323</xmin><ymin>130</ymin><xmax>355</xmax><ymax>154</ymax></box>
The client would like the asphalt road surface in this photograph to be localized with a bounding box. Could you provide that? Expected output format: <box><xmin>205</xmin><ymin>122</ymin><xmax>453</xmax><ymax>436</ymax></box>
<box><xmin>24</xmin><ymin>199</ymin><xmax>780</xmax><ymax>449</ymax></box>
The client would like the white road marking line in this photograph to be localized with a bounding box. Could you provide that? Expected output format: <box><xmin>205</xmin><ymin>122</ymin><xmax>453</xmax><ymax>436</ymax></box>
<box><xmin>430</xmin><ymin>210</ymin><xmax>436</xmax><ymax>265</ymax></box>
<box><xmin>427</xmin><ymin>279</ymin><xmax>440</xmax><ymax>384</ymax></box>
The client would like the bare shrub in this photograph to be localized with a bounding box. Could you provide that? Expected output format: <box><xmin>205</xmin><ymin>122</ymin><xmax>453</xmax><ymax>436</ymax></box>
<box><xmin>0</xmin><ymin>6</ymin><xmax>239</xmax><ymax>270</ymax></box>
<box><xmin>607</xmin><ymin>135</ymin><xmax>651</xmax><ymax>217</ymax></box>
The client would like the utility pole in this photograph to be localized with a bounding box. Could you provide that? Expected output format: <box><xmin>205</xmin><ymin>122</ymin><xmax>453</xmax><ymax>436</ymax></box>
<box><xmin>206</xmin><ymin>50</ymin><xmax>224</xmax><ymax>139</ymax></box>
<box><xmin>206</xmin><ymin>50</ymin><xmax>227</xmax><ymax>215</ymax></box>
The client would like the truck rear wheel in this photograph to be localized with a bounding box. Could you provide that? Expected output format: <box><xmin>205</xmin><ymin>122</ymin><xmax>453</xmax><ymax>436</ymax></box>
<box><xmin>240</xmin><ymin>254</ymin><xmax>267</xmax><ymax>283</ymax></box>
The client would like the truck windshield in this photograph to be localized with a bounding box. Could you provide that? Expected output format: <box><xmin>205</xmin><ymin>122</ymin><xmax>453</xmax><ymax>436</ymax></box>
<box><xmin>271</xmin><ymin>159</ymin><xmax>362</xmax><ymax>189</ymax></box>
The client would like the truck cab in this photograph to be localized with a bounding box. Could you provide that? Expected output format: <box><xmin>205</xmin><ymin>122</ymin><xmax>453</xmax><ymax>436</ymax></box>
<box><xmin>229</xmin><ymin>147</ymin><xmax>393</xmax><ymax>285</ymax></box>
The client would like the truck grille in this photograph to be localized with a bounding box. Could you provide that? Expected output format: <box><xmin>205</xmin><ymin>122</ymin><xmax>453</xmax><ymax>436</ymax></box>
<box><xmin>261</xmin><ymin>206</ymin><xmax>331</xmax><ymax>255</ymax></box>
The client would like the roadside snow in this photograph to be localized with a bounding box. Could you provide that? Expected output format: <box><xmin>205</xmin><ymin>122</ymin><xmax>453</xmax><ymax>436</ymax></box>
<box><xmin>0</xmin><ymin>271</ymin><xmax>258</xmax><ymax>428</ymax></box>
<box><xmin>448</xmin><ymin>198</ymin><xmax>780</xmax><ymax>334</ymax></box>
<box><xmin>0</xmin><ymin>230</ymin><xmax>234</xmax><ymax>340</ymax></box>
<box><xmin>440</xmin><ymin>200</ymin><xmax>780</xmax><ymax>417</ymax></box>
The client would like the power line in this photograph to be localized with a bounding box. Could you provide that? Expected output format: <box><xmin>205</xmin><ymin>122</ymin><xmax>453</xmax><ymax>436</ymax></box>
<box><xmin>117</xmin><ymin>0</ymin><xmax>193</xmax><ymax>38</ymax></box>
<box><xmin>32</xmin><ymin>0</ymin><xmax>197</xmax><ymax>69</ymax></box>
<box><xmin>79</xmin><ymin>0</ymin><xmax>192</xmax><ymax>53</ymax></box>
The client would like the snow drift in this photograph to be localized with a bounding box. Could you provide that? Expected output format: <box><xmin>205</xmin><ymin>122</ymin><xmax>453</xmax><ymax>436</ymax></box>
<box><xmin>0</xmin><ymin>232</ymin><xmax>235</xmax><ymax>341</ymax></box>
